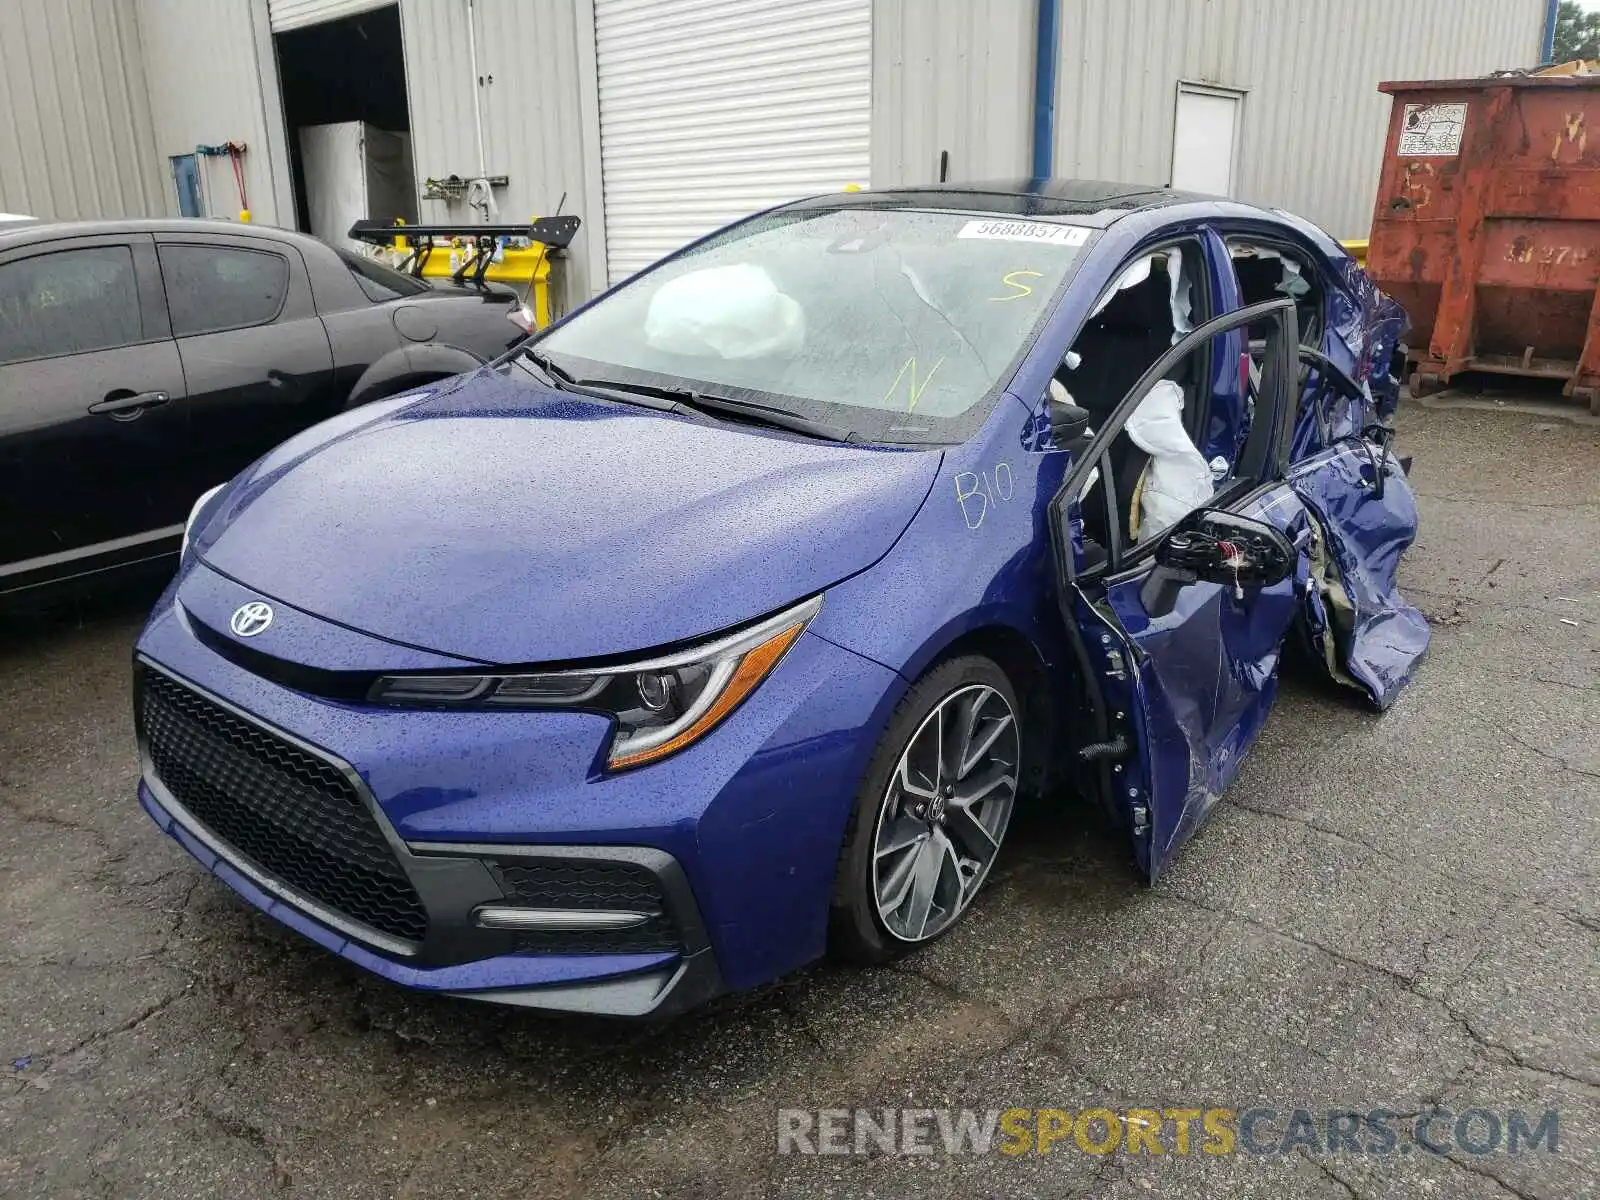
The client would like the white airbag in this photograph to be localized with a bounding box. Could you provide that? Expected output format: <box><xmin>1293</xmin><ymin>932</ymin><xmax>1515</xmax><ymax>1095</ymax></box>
<box><xmin>644</xmin><ymin>264</ymin><xmax>804</xmax><ymax>359</ymax></box>
<box><xmin>1125</xmin><ymin>379</ymin><xmax>1214</xmax><ymax>542</ymax></box>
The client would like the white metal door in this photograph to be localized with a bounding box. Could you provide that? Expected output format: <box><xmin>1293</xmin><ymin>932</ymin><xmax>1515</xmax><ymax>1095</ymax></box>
<box><xmin>268</xmin><ymin>0</ymin><xmax>391</xmax><ymax>33</ymax></box>
<box><xmin>594</xmin><ymin>0</ymin><xmax>871</xmax><ymax>285</ymax></box>
<box><xmin>1170</xmin><ymin>83</ymin><xmax>1243</xmax><ymax>196</ymax></box>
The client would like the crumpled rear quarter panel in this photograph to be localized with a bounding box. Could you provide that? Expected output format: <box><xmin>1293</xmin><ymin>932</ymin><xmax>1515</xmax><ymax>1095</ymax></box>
<box><xmin>1290</xmin><ymin>444</ymin><xmax>1430</xmax><ymax>708</ymax></box>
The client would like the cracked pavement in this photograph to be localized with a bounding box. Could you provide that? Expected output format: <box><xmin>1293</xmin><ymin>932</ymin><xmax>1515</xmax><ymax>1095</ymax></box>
<box><xmin>2</xmin><ymin>396</ymin><xmax>1596</xmax><ymax>1198</ymax></box>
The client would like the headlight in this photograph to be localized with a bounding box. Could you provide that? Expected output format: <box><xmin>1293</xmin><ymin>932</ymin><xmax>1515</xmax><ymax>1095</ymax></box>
<box><xmin>180</xmin><ymin>484</ymin><xmax>227</xmax><ymax>560</ymax></box>
<box><xmin>369</xmin><ymin>596</ymin><xmax>821</xmax><ymax>771</ymax></box>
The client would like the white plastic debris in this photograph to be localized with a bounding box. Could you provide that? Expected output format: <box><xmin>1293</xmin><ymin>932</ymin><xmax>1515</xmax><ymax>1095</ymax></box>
<box><xmin>644</xmin><ymin>264</ymin><xmax>804</xmax><ymax>359</ymax></box>
<box><xmin>1167</xmin><ymin>246</ymin><xmax>1194</xmax><ymax>342</ymax></box>
<box><xmin>1090</xmin><ymin>248</ymin><xmax>1192</xmax><ymax>343</ymax></box>
<box><xmin>1124</xmin><ymin>379</ymin><xmax>1214</xmax><ymax>542</ymax></box>
<box><xmin>1090</xmin><ymin>254</ymin><xmax>1154</xmax><ymax>317</ymax></box>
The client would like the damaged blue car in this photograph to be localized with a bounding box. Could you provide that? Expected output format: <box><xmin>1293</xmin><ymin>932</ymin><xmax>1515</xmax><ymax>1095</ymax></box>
<box><xmin>134</xmin><ymin>180</ymin><xmax>1427</xmax><ymax>1016</ymax></box>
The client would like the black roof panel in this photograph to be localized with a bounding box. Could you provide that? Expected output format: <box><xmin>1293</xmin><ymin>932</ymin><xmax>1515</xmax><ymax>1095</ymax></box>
<box><xmin>788</xmin><ymin>179</ymin><xmax>1219</xmax><ymax>226</ymax></box>
<box><xmin>0</xmin><ymin>217</ymin><xmax>325</xmax><ymax>251</ymax></box>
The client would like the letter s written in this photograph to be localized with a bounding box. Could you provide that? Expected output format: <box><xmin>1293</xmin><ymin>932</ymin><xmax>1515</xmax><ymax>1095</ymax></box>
<box><xmin>999</xmin><ymin>1107</ymin><xmax>1033</xmax><ymax>1156</ymax></box>
<box><xmin>990</xmin><ymin>269</ymin><xmax>1044</xmax><ymax>302</ymax></box>
<box><xmin>1204</xmin><ymin>1108</ymin><xmax>1237</xmax><ymax>1155</ymax></box>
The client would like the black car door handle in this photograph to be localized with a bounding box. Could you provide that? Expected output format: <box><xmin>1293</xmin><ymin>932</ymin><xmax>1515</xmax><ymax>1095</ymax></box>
<box><xmin>89</xmin><ymin>390</ymin><xmax>171</xmax><ymax>416</ymax></box>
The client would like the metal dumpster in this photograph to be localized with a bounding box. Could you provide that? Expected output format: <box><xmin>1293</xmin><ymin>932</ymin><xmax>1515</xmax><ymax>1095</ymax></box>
<box><xmin>1367</xmin><ymin>73</ymin><xmax>1600</xmax><ymax>413</ymax></box>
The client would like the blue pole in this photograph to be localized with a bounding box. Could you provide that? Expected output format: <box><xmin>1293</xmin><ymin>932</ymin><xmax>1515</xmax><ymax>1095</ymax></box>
<box><xmin>1032</xmin><ymin>0</ymin><xmax>1059</xmax><ymax>181</ymax></box>
<box><xmin>1542</xmin><ymin>0</ymin><xmax>1559</xmax><ymax>64</ymax></box>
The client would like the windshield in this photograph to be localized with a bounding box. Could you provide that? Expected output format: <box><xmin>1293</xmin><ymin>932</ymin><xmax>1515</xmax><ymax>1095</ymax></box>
<box><xmin>529</xmin><ymin>207</ymin><xmax>1095</xmax><ymax>443</ymax></box>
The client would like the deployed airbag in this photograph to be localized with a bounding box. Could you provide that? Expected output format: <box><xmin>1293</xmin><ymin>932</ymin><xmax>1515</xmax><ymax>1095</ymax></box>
<box><xmin>1125</xmin><ymin>379</ymin><xmax>1214</xmax><ymax>542</ymax></box>
<box><xmin>644</xmin><ymin>264</ymin><xmax>804</xmax><ymax>359</ymax></box>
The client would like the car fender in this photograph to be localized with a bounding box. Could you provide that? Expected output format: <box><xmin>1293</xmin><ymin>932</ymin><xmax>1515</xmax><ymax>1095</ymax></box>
<box><xmin>809</xmin><ymin>417</ymin><xmax>1077</xmax><ymax>794</ymax></box>
<box><xmin>344</xmin><ymin>342</ymin><xmax>485</xmax><ymax>410</ymax></box>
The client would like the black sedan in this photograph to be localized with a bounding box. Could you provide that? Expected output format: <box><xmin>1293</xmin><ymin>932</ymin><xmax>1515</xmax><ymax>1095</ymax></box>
<box><xmin>0</xmin><ymin>218</ymin><xmax>530</xmax><ymax>603</ymax></box>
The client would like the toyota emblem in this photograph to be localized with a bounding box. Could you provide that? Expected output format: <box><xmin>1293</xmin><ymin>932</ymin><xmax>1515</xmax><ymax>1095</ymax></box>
<box><xmin>230</xmin><ymin>601</ymin><xmax>274</xmax><ymax>638</ymax></box>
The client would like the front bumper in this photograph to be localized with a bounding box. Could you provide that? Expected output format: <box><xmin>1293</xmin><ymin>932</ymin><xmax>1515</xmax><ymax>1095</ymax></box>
<box><xmin>132</xmin><ymin>567</ymin><xmax>902</xmax><ymax>1014</ymax></box>
<box><xmin>137</xmin><ymin>660</ymin><xmax>723</xmax><ymax>1016</ymax></box>
<box><xmin>142</xmin><ymin>779</ymin><xmax>722</xmax><ymax>1015</ymax></box>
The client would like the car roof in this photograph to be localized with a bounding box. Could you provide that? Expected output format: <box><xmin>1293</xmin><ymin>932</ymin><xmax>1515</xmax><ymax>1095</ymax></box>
<box><xmin>787</xmin><ymin>178</ymin><xmax>1249</xmax><ymax>227</ymax></box>
<box><xmin>0</xmin><ymin>217</ymin><xmax>330</xmax><ymax>252</ymax></box>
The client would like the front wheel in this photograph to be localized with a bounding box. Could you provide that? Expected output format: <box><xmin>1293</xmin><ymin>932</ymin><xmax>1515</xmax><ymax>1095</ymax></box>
<box><xmin>830</xmin><ymin>656</ymin><xmax>1021</xmax><ymax>963</ymax></box>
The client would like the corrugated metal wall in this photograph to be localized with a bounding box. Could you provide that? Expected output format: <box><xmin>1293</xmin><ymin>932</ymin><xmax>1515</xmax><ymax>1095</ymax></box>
<box><xmin>871</xmin><ymin>0</ymin><xmax>1033</xmax><ymax>186</ymax></box>
<box><xmin>1050</xmin><ymin>0</ymin><xmax>1548</xmax><ymax>238</ymax></box>
<box><xmin>0</xmin><ymin>0</ymin><xmax>166</xmax><ymax>220</ymax></box>
<box><xmin>401</xmin><ymin>0</ymin><xmax>603</xmax><ymax>305</ymax></box>
<box><xmin>138</xmin><ymin>0</ymin><xmax>294</xmax><ymax>225</ymax></box>
<box><xmin>595</xmin><ymin>0</ymin><xmax>872</xmax><ymax>283</ymax></box>
<box><xmin>269</xmin><ymin>0</ymin><xmax>391</xmax><ymax>31</ymax></box>
<box><xmin>9</xmin><ymin>0</ymin><xmax>1548</xmax><ymax>286</ymax></box>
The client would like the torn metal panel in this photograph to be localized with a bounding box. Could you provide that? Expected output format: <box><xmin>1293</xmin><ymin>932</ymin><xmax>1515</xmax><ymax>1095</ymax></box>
<box><xmin>1287</xmin><ymin>441</ymin><xmax>1430</xmax><ymax>708</ymax></box>
<box><xmin>1269</xmin><ymin>209</ymin><xmax>1408</xmax><ymax>426</ymax></box>
<box><xmin>1291</xmin><ymin>267</ymin><xmax>1406</xmax><ymax>457</ymax></box>
<box><xmin>1334</xmin><ymin>256</ymin><xmax>1408</xmax><ymax>420</ymax></box>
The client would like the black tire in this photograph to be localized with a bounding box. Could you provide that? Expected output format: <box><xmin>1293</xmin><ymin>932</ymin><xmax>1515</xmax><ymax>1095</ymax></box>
<box><xmin>829</xmin><ymin>654</ymin><xmax>1021</xmax><ymax>965</ymax></box>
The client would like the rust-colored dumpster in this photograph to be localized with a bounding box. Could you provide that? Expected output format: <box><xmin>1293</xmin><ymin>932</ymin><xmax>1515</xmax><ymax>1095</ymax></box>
<box><xmin>1367</xmin><ymin>74</ymin><xmax>1600</xmax><ymax>414</ymax></box>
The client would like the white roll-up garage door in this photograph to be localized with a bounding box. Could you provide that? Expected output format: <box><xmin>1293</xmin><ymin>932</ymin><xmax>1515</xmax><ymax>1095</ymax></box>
<box><xmin>268</xmin><ymin>0</ymin><xmax>391</xmax><ymax>33</ymax></box>
<box><xmin>594</xmin><ymin>0</ymin><xmax>871</xmax><ymax>284</ymax></box>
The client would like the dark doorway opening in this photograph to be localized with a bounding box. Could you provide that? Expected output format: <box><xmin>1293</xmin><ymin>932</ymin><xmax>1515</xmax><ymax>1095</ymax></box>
<box><xmin>273</xmin><ymin>4</ymin><xmax>416</xmax><ymax>241</ymax></box>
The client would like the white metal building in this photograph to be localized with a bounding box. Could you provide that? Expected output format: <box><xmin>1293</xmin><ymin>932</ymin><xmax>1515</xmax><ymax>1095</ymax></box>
<box><xmin>0</xmin><ymin>0</ymin><xmax>1550</xmax><ymax>309</ymax></box>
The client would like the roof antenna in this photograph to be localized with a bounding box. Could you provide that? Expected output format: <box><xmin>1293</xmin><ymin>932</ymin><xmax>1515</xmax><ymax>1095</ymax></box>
<box><xmin>939</xmin><ymin>150</ymin><xmax>949</xmax><ymax>183</ymax></box>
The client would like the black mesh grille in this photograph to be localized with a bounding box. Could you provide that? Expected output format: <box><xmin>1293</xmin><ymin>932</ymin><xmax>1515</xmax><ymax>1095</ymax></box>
<box><xmin>140</xmin><ymin>667</ymin><xmax>428</xmax><ymax>945</ymax></box>
<box><xmin>490</xmin><ymin>860</ymin><xmax>680</xmax><ymax>954</ymax></box>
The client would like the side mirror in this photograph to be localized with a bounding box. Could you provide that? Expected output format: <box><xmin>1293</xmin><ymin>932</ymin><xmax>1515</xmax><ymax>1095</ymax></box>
<box><xmin>1049</xmin><ymin>398</ymin><xmax>1092</xmax><ymax>452</ymax></box>
<box><xmin>1154</xmin><ymin>509</ymin><xmax>1296</xmax><ymax>590</ymax></box>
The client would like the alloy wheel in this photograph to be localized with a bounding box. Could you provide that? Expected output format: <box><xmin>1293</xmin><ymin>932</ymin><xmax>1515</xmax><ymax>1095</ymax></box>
<box><xmin>870</xmin><ymin>683</ymin><xmax>1019</xmax><ymax>942</ymax></box>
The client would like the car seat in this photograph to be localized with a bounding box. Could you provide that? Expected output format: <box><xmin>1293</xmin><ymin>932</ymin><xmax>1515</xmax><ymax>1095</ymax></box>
<box><xmin>1064</xmin><ymin>270</ymin><xmax>1176</xmax><ymax>549</ymax></box>
<box><xmin>1059</xmin><ymin>271</ymin><xmax>1175</xmax><ymax>422</ymax></box>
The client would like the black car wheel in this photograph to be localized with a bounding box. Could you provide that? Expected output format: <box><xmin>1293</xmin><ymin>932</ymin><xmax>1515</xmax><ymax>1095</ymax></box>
<box><xmin>830</xmin><ymin>655</ymin><xmax>1021</xmax><ymax>963</ymax></box>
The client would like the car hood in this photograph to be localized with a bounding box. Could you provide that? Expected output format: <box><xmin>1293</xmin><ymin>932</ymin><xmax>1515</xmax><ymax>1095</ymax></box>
<box><xmin>196</xmin><ymin>370</ymin><xmax>941</xmax><ymax>663</ymax></box>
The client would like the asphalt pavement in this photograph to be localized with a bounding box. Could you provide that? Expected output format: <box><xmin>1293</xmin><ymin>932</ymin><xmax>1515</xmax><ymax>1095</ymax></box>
<box><xmin>1</xmin><ymin>394</ymin><xmax>1596</xmax><ymax>1198</ymax></box>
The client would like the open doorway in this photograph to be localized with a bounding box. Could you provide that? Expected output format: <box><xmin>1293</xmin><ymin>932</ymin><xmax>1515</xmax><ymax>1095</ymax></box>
<box><xmin>274</xmin><ymin>4</ymin><xmax>417</xmax><ymax>249</ymax></box>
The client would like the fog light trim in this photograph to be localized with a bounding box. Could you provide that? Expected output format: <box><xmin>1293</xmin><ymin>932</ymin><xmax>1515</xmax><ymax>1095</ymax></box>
<box><xmin>474</xmin><ymin>906</ymin><xmax>655</xmax><ymax>931</ymax></box>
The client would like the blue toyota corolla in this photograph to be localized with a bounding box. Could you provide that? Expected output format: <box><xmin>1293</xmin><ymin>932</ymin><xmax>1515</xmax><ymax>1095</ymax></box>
<box><xmin>134</xmin><ymin>181</ymin><xmax>1428</xmax><ymax>1016</ymax></box>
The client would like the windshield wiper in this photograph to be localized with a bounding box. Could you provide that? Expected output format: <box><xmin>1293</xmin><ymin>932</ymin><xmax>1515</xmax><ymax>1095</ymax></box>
<box><xmin>678</xmin><ymin>393</ymin><xmax>854</xmax><ymax>442</ymax></box>
<box><xmin>575</xmin><ymin>377</ymin><xmax>854</xmax><ymax>442</ymax></box>
<box><xmin>519</xmin><ymin>345</ymin><xmax>577</xmax><ymax>388</ymax></box>
<box><xmin>518</xmin><ymin>349</ymin><xmax>680</xmax><ymax>412</ymax></box>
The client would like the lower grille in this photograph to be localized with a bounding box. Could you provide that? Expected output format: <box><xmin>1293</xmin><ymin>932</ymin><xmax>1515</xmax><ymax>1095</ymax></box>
<box><xmin>139</xmin><ymin>666</ymin><xmax>428</xmax><ymax>945</ymax></box>
<box><xmin>489</xmin><ymin>859</ymin><xmax>680</xmax><ymax>954</ymax></box>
